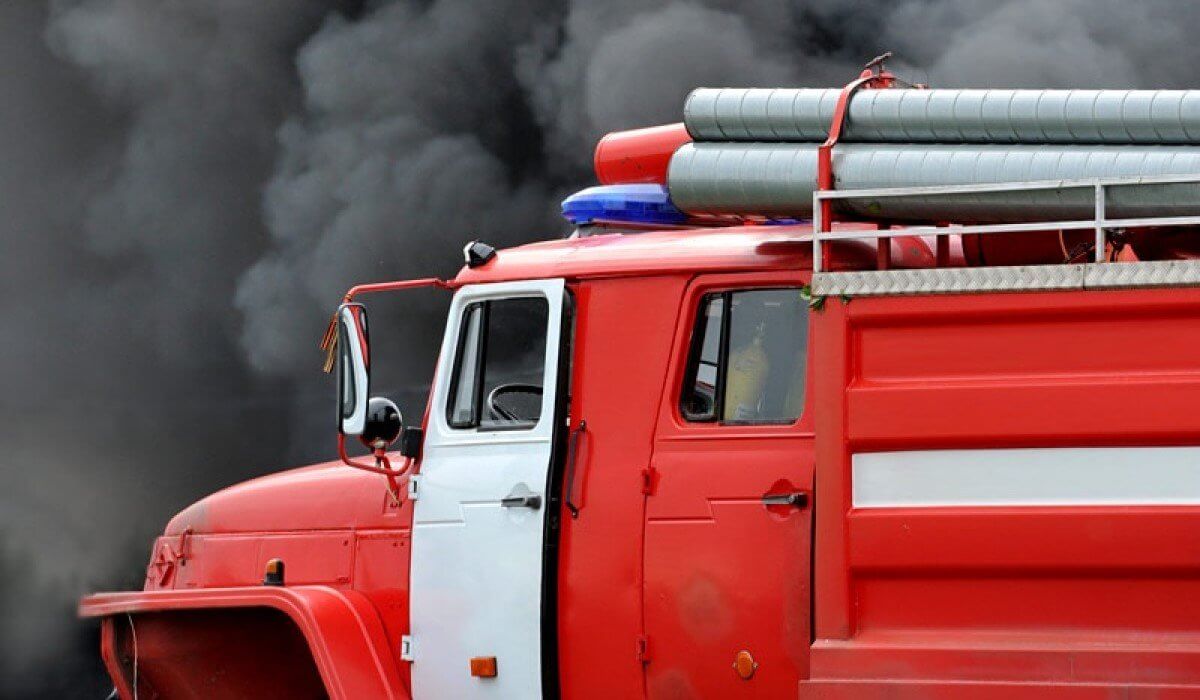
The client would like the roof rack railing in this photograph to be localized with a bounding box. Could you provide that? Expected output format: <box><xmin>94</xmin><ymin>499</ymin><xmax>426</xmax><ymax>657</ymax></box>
<box><xmin>811</xmin><ymin>173</ymin><xmax>1200</xmax><ymax>273</ymax></box>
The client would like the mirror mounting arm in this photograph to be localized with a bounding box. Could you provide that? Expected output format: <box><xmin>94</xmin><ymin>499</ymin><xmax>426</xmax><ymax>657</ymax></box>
<box><xmin>336</xmin><ymin>433</ymin><xmax>414</xmax><ymax>498</ymax></box>
<box><xmin>322</xmin><ymin>278</ymin><xmax>451</xmax><ymax>372</ymax></box>
<box><xmin>322</xmin><ymin>277</ymin><xmax>452</xmax><ymax>377</ymax></box>
<box><xmin>341</xmin><ymin>277</ymin><xmax>452</xmax><ymax>304</ymax></box>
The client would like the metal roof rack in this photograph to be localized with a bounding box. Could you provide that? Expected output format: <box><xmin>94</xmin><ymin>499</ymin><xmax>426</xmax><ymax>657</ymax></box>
<box><xmin>810</xmin><ymin>174</ymin><xmax>1200</xmax><ymax>296</ymax></box>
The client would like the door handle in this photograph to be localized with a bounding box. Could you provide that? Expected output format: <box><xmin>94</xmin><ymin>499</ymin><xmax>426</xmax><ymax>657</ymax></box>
<box><xmin>761</xmin><ymin>492</ymin><xmax>809</xmax><ymax>508</ymax></box>
<box><xmin>564</xmin><ymin>419</ymin><xmax>588</xmax><ymax>518</ymax></box>
<box><xmin>501</xmin><ymin>493</ymin><xmax>542</xmax><ymax>510</ymax></box>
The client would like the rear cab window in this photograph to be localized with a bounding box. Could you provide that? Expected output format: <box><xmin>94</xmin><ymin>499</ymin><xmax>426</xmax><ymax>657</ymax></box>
<box><xmin>680</xmin><ymin>288</ymin><xmax>809</xmax><ymax>424</ymax></box>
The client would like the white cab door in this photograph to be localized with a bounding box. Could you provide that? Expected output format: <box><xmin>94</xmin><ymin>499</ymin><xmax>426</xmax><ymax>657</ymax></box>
<box><xmin>410</xmin><ymin>279</ymin><xmax>567</xmax><ymax>699</ymax></box>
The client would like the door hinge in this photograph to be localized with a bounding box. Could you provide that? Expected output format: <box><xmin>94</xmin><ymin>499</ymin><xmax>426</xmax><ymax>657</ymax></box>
<box><xmin>400</xmin><ymin>635</ymin><xmax>414</xmax><ymax>662</ymax></box>
<box><xmin>407</xmin><ymin>476</ymin><xmax>419</xmax><ymax>501</ymax></box>
<box><xmin>641</xmin><ymin>466</ymin><xmax>658</xmax><ymax>496</ymax></box>
<box><xmin>636</xmin><ymin>635</ymin><xmax>650</xmax><ymax>664</ymax></box>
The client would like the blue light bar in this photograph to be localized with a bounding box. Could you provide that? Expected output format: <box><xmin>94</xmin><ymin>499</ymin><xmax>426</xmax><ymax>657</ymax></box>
<box><xmin>561</xmin><ymin>184</ymin><xmax>687</xmax><ymax>226</ymax></box>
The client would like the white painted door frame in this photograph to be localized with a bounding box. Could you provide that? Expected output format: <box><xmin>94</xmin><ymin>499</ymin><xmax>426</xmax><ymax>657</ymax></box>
<box><xmin>409</xmin><ymin>278</ymin><xmax>566</xmax><ymax>699</ymax></box>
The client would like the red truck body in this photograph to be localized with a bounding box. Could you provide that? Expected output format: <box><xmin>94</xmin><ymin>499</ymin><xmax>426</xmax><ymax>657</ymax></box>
<box><xmin>80</xmin><ymin>72</ymin><xmax>1200</xmax><ymax>698</ymax></box>
<box><xmin>80</xmin><ymin>224</ymin><xmax>1200</xmax><ymax>697</ymax></box>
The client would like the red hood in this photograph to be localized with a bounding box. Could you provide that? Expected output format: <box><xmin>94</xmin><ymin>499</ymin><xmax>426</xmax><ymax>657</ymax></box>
<box><xmin>165</xmin><ymin>457</ymin><xmax>406</xmax><ymax>536</ymax></box>
<box><xmin>141</xmin><ymin>458</ymin><xmax>413</xmax><ymax>656</ymax></box>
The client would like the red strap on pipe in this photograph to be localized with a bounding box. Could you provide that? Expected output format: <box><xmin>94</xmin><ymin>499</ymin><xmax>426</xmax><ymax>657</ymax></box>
<box><xmin>817</xmin><ymin>63</ymin><xmax>898</xmax><ymax>234</ymax></box>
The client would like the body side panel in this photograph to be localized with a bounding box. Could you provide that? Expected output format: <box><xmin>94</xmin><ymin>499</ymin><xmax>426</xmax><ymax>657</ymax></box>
<box><xmin>811</xmin><ymin>286</ymin><xmax>1200</xmax><ymax>689</ymax></box>
<box><xmin>555</xmin><ymin>275</ymin><xmax>686</xmax><ymax>699</ymax></box>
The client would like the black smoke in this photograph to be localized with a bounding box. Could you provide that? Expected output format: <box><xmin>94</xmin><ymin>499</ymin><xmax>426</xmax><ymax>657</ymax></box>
<box><xmin>3</xmin><ymin>0</ymin><xmax>1200</xmax><ymax>695</ymax></box>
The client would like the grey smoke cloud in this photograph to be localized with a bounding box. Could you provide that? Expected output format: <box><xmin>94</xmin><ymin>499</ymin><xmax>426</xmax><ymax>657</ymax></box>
<box><xmin>888</xmin><ymin>0</ymin><xmax>1200</xmax><ymax>88</ymax></box>
<box><xmin>1</xmin><ymin>0</ymin><xmax>335</xmax><ymax>695</ymax></box>
<box><xmin>236</xmin><ymin>0</ymin><xmax>563</xmax><ymax>376</ymax></box>
<box><xmin>4</xmin><ymin>0</ymin><xmax>1200</xmax><ymax>695</ymax></box>
<box><xmin>45</xmin><ymin>0</ymin><xmax>333</xmax><ymax>366</ymax></box>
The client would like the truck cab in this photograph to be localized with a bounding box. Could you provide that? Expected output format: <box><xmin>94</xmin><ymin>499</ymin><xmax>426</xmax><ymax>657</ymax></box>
<box><xmin>82</xmin><ymin>223</ymin><xmax>834</xmax><ymax>699</ymax></box>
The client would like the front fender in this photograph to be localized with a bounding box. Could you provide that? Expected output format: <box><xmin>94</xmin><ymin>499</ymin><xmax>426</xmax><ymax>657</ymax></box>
<box><xmin>80</xmin><ymin>586</ymin><xmax>408</xmax><ymax>699</ymax></box>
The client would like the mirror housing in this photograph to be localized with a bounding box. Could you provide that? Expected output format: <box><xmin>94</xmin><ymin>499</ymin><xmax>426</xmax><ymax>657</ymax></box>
<box><xmin>336</xmin><ymin>303</ymin><xmax>370</xmax><ymax>435</ymax></box>
<box><xmin>400</xmin><ymin>426</ymin><xmax>424</xmax><ymax>459</ymax></box>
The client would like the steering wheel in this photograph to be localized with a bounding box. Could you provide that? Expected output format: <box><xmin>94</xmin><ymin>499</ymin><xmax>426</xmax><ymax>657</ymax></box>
<box><xmin>485</xmin><ymin>383</ymin><xmax>543</xmax><ymax>424</ymax></box>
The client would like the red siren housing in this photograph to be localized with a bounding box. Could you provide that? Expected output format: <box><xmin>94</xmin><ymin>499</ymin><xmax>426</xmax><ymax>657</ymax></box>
<box><xmin>593</xmin><ymin>123</ymin><xmax>690</xmax><ymax>185</ymax></box>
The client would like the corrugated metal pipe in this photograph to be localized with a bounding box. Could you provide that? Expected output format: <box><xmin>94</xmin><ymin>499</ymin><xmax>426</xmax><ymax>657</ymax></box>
<box><xmin>684</xmin><ymin>88</ymin><xmax>1200</xmax><ymax>144</ymax></box>
<box><xmin>667</xmin><ymin>142</ymin><xmax>1200</xmax><ymax>222</ymax></box>
<box><xmin>666</xmin><ymin>87</ymin><xmax>1200</xmax><ymax>221</ymax></box>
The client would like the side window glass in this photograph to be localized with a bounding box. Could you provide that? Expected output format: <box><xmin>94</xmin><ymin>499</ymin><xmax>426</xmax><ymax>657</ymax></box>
<box><xmin>680</xmin><ymin>288</ymin><xmax>808</xmax><ymax>424</ymax></box>
<box><xmin>446</xmin><ymin>296</ymin><xmax>549</xmax><ymax>430</ymax></box>
<box><xmin>681</xmin><ymin>295</ymin><xmax>724</xmax><ymax>421</ymax></box>
<box><xmin>448</xmin><ymin>303</ymin><xmax>484</xmax><ymax>427</ymax></box>
<box><xmin>480</xmin><ymin>298</ymin><xmax>548</xmax><ymax>429</ymax></box>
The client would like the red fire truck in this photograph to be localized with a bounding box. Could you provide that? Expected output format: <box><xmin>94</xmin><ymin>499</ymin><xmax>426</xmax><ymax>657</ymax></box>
<box><xmin>82</xmin><ymin>62</ymin><xmax>1200</xmax><ymax>698</ymax></box>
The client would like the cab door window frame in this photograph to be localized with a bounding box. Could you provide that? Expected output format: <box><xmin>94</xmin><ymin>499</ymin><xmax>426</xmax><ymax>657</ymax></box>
<box><xmin>444</xmin><ymin>295</ymin><xmax>551</xmax><ymax>432</ymax></box>
<box><xmin>674</xmin><ymin>277</ymin><xmax>813</xmax><ymax>430</ymax></box>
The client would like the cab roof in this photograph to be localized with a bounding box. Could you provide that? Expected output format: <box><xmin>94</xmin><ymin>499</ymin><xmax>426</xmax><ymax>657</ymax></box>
<box><xmin>452</xmin><ymin>224</ymin><xmax>827</xmax><ymax>285</ymax></box>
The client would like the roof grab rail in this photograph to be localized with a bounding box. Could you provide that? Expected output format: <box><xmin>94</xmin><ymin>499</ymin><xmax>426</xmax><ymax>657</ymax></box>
<box><xmin>811</xmin><ymin>174</ymin><xmax>1200</xmax><ymax>273</ymax></box>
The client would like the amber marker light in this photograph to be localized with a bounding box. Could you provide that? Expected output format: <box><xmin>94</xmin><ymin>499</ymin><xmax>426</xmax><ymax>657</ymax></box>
<box><xmin>469</xmin><ymin>656</ymin><xmax>498</xmax><ymax>678</ymax></box>
<box><xmin>733</xmin><ymin>650</ymin><xmax>758</xmax><ymax>680</ymax></box>
<box><xmin>263</xmin><ymin>558</ymin><xmax>285</xmax><ymax>586</ymax></box>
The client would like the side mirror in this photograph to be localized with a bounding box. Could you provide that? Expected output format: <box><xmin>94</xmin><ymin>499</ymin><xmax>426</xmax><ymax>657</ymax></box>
<box><xmin>336</xmin><ymin>303</ymin><xmax>370</xmax><ymax>435</ymax></box>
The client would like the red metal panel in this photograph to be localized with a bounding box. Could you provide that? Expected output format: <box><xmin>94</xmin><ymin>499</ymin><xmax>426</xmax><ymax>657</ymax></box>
<box><xmin>167</xmin><ymin>535</ymin><xmax>259</xmax><ymax>589</ymax></box>
<box><xmin>644</xmin><ymin>437</ymin><xmax>813</xmax><ymax>698</ymax></box>
<box><xmin>811</xmin><ymin>286</ymin><xmax>1200</xmax><ymax>691</ymax></box>
<box><xmin>849</xmin><ymin>508</ymin><xmax>1200</xmax><ymax>571</ymax></box>
<box><xmin>813</xmin><ymin>298</ymin><xmax>854</xmax><ymax>640</ymax></box>
<box><xmin>147</xmin><ymin>529</ymin><xmax>408</xmax><ymax>590</ymax></box>
<box><xmin>802</xmin><ymin>678</ymin><xmax>1200</xmax><ymax>698</ymax></box>
<box><xmin>849</xmin><ymin>379</ymin><xmax>1200</xmax><ymax>450</ymax></box>
<box><xmin>809</xmin><ymin>637</ymin><xmax>1200</xmax><ymax>687</ymax></box>
<box><xmin>352</xmin><ymin>533</ymin><xmax>409</xmax><ymax>592</ymax></box>
<box><xmin>845</xmin><ymin>288</ymin><xmax>1200</xmax><ymax>451</ymax></box>
<box><xmin>352</xmin><ymin>532</ymin><xmax>411</xmax><ymax>662</ymax></box>
<box><xmin>254</xmin><ymin>533</ymin><xmax>353</xmax><ymax>586</ymax></box>
<box><xmin>856</xmin><ymin>575</ymin><xmax>1200</xmax><ymax>636</ymax></box>
<box><xmin>855</xmin><ymin>311</ymin><xmax>1200</xmax><ymax>383</ymax></box>
<box><xmin>80</xmin><ymin>586</ymin><xmax>408</xmax><ymax>699</ymax></box>
<box><xmin>164</xmin><ymin>462</ymin><xmax>409</xmax><ymax>536</ymax></box>
<box><xmin>555</xmin><ymin>276</ymin><xmax>685</xmax><ymax>699</ymax></box>
<box><xmin>643</xmin><ymin>271</ymin><xmax>814</xmax><ymax>698</ymax></box>
<box><xmin>450</xmin><ymin>224</ymin><xmax>883</xmax><ymax>286</ymax></box>
<box><xmin>111</xmin><ymin>455</ymin><xmax>418</xmax><ymax>693</ymax></box>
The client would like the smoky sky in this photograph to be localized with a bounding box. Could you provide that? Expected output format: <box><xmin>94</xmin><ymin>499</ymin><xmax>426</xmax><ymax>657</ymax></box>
<box><xmin>4</xmin><ymin>0</ymin><xmax>1200</xmax><ymax>695</ymax></box>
